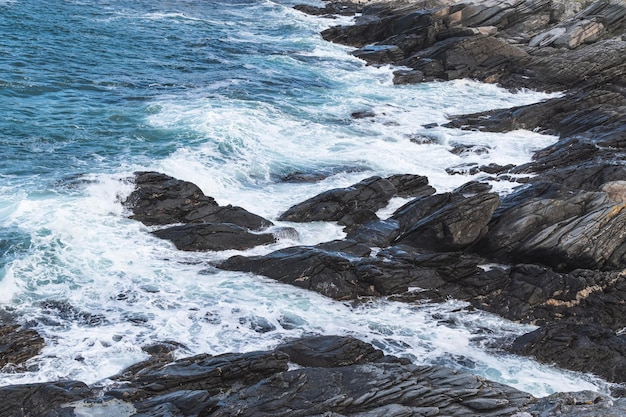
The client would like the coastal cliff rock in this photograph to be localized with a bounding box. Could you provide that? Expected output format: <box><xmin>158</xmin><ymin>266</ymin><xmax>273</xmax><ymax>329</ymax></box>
<box><xmin>311</xmin><ymin>0</ymin><xmax>626</xmax><ymax>90</ymax></box>
<box><xmin>477</xmin><ymin>182</ymin><xmax>626</xmax><ymax>270</ymax></box>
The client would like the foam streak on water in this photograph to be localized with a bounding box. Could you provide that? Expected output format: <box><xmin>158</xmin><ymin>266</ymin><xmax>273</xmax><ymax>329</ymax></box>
<box><xmin>0</xmin><ymin>0</ymin><xmax>611</xmax><ymax>398</ymax></box>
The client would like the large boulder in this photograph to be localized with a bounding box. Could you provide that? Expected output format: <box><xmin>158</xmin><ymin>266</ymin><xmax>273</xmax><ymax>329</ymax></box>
<box><xmin>125</xmin><ymin>171</ymin><xmax>272</xmax><ymax>230</ymax></box>
<box><xmin>278</xmin><ymin>176</ymin><xmax>397</xmax><ymax>225</ymax></box>
<box><xmin>478</xmin><ymin>182</ymin><xmax>626</xmax><ymax>270</ymax></box>
<box><xmin>394</xmin><ymin>192</ymin><xmax>500</xmax><ymax>251</ymax></box>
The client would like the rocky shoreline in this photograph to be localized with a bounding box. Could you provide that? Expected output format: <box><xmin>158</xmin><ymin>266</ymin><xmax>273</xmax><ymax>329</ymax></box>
<box><xmin>2</xmin><ymin>0</ymin><xmax>626</xmax><ymax>415</ymax></box>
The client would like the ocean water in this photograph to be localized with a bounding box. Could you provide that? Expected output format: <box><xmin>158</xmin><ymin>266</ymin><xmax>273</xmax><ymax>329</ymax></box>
<box><xmin>0</xmin><ymin>0</ymin><xmax>612</xmax><ymax>397</ymax></box>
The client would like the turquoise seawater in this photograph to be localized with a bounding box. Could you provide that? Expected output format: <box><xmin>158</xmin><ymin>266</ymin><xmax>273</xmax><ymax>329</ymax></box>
<box><xmin>0</xmin><ymin>0</ymin><xmax>610</xmax><ymax>396</ymax></box>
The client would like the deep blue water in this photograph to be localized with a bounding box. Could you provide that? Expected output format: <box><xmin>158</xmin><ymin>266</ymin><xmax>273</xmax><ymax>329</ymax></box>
<box><xmin>0</xmin><ymin>0</ymin><xmax>608</xmax><ymax>396</ymax></box>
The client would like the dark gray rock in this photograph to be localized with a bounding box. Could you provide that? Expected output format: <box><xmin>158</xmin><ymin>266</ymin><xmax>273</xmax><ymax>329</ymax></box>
<box><xmin>403</xmin><ymin>35</ymin><xmax>528</xmax><ymax>82</ymax></box>
<box><xmin>107</xmin><ymin>350</ymin><xmax>289</xmax><ymax>401</ymax></box>
<box><xmin>216</xmin><ymin>246</ymin><xmax>375</xmax><ymax>300</ymax></box>
<box><xmin>133</xmin><ymin>390</ymin><xmax>217</xmax><ymax>417</ymax></box>
<box><xmin>278</xmin><ymin>176</ymin><xmax>397</xmax><ymax>225</ymax></box>
<box><xmin>394</xmin><ymin>192</ymin><xmax>500</xmax><ymax>252</ymax></box>
<box><xmin>528</xmin><ymin>391</ymin><xmax>626</xmax><ymax>417</ymax></box>
<box><xmin>391</xmin><ymin>192</ymin><xmax>463</xmax><ymax>234</ymax></box>
<box><xmin>152</xmin><ymin>223</ymin><xmax>276</xmax><ymax>251</ymax></box>
<box><xmin>315</xmin><ymin>239</ymin><xmax>373</xmax><ymax>257</ymax></box>
<box><xmin>478</xmin><ymin>182</ymin><xmax>626</xmax><ymax>270</ymax></box>
<box><xmin>444</xmin><ymin>90</ymin><xmax>626</xmax><ymax>137</ymax></box>
<box><xmin>210</xmin><ymin>362</ymin><xmax>534</xmax><ymax>417</ymax></box>
<box><xmin>125</xmin><ymin>171</ymin><xmax>272</xmax><ymax>230</ymax></box>
<box><xmin>0</xmin><ymin>381</ymin><xmax>92</xmax><ymax>417</ymax></box>
<box><xmin>276</xmin><ymin>335</ymin><xmax>384</xmax><ymax>368</ymax></box>
<box><xmin>345</xmin><ymin>218</ymin><xmax>401</xmax><ymax>248</ymax></box>
<box><xmin>217</xmin><ymin>242</ymin><xmax>496</xmax><ymax>301</ymax></box>
<box><xmin>510</xmin><ymin>322</ymin><xmax>626</xmax><ymax>383</ymax></box>
<box><xmin>386</xmin><ymin>174</ymin><xmax>435</xmax><ymax>198</ymax></box>
<box><xmin>352</xmin><ymin>44</ymin><xmax>405</xmax><ymax>65</ymax></box>
<box><xmin>0</xmin><ymin>325</ymin><xmax>44</xmax><ymax>369</ymax></box>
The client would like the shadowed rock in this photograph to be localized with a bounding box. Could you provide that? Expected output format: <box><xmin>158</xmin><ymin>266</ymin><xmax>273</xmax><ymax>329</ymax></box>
<box><xmin>153</xmin><ymin>223</ymin><xmax>276</xmax><ymax>251</ymax></box>
<box><xmin>278</xmin><ymin>176</ymin><xmax>397</xmax><ymax>225</ymax></box>
<box><xmin>511</xmin><ymin>322</ymin><xmax>626</xmax><ymax>383</ymax></box>
<box><xmin>125</xmin><ymin>171</ymin><xmax>272</xmax><ymax>230</ymax></box>
<box><xmin>394</xmin><ymin>192</ymin><xmax>500</xmax><ymax>251</ymax></box>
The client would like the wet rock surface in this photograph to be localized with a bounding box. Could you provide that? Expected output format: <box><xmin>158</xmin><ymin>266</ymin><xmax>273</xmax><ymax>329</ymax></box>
<box><xmin>124</xmin><ymin>171</ymin><xmax>274</xmax><ymax>251</ymax></box>
<box><xmin>278</xmin><ymin>174</ymin><xmax>434</xmax><ymax>229</ymax></box>
<box><xmin>0</xmin><ymin>380</ymin><xmax>92</xmax><ymax>417</ymax></box>
<box><xmin>124</xmin><ymin>171</ymin><xmax>273</xmax><ymax>231</ymax></box>
<box><xmin>0</xmin><ymin>325</ymin><xmax>45</xmax><ymax>370</ymax></box>
<box><xmin>14</xmin><ymin>335</ymin><xmax>623</xmax><ymax>416</ymax></box>
<box><xmin>152</xmin><ymin>223</ymin><xmax>276</xmax><ymax>251</ymax></box>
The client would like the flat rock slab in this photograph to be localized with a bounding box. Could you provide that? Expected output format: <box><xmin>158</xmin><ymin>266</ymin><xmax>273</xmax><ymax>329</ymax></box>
<box><xmin>153</xmin><ymin>223</ymin><xmax>276</xmax><ymax>251</ymax></box>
